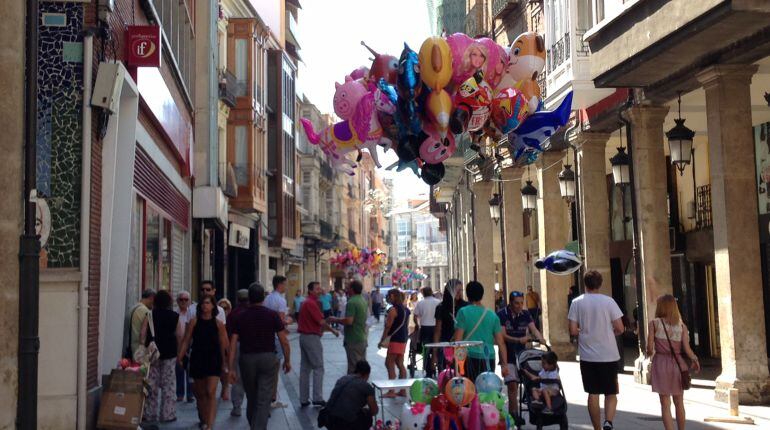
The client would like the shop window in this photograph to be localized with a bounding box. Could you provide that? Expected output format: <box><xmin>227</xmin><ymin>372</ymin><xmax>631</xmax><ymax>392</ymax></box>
<box><xmin>145</xmin><ymin>206</ymin><xmax>161</xmax><ymax>291</ymax></box>
<box><xmin>235</xmin><ymin>126</ymin><xmax>248</xmax><ymax>185</ymax></box>
<box><xmin>235</xmin><ymin>39</ymin><xmax>248</xmax><ymax>96</ymax></box>
<box><xmin>139</xmin><ymin>199</ymin><xmax>187</xmax><ymax>294</ymax></box>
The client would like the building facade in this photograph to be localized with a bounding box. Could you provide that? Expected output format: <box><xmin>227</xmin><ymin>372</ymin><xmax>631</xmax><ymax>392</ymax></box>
<box><xmin>393</xmin><ymin>198</ymin><xmax>449</xmax><ymax>292</ymax></box>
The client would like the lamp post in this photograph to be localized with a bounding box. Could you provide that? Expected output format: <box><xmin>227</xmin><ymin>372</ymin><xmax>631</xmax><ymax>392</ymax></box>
<box><xmin>557</xmin><ymin>164</ymin><xmax>576</xmax><ymax>202</ymax></box>
<box><xmin>666</xmin><ymin>92</ymin><xmax>695</xmax><ymax>176</ymax></box>
<box><xmin>610</xmin><ymin>147</ymin><xmax>631</xmax><ymax>187</ymax></box>
<box><xmin>521</xmin><ymin>180</ymin><xmax>537</xmax><ymax>214</ymax></box>
<box><xmin>489</xmin><ymin>193</ymin><xmax>502</xmax><ymax>224</ymax></box>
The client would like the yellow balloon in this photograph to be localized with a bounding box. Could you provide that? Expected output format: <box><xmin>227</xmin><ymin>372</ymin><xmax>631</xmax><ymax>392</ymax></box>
<box><xmin>426</xmin><ymin>89</ymin><xmax>453</xmax><ymax>137</ymax></box>
<box><xmin>419</xmin><ymin>36</ymin><xmax>452</xmax><ymax>91</ymax></box>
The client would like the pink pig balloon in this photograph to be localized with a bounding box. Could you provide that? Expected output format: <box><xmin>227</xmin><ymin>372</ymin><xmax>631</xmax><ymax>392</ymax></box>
<box><xmin>333</xmin><ymin>76</ymin><xmax>368</xmax><ymax>120</ymax></box>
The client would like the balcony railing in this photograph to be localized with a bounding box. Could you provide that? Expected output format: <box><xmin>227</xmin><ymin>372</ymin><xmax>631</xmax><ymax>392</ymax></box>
<box><xmin>547</xmin><ymin>32</ymin><xmax>570</xmax><ymax>73</ymax></box>
<box><xmin>320</xmin><ymin>220</ymin><xmax>334</xmax><ymax>240</ymax></box>
<box><xmin>492</xmin><ymin>0</ymin><xmax>518</xmax><ymax>19</ymax></box>
<box><xmin>536</xmin><ymin>70</ymin><xmax>547</xmax><ymax>100</ymax></box>
<box><xmin>696</xmin><ymin>184</ymin><xmax>712</xmax><ymax>229</ymax></box>
<box><xmin>218</xmin><ymin>70</ymin><xmax>237</xmax><ymax>108</ymax></box>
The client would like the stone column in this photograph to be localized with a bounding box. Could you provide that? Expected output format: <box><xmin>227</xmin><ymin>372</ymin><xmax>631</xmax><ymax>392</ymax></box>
<box><xmin>537</xmin><ymin>150</ymin><xmax>575</xmax><ymax>359</ymax></box>
<box><xmin>501</xmin><ymin>167</ymin><xmax>527</xmax><ymax>294</ymax></box>
<box><xmin>472</xmin><ymin>180</ymin><xmax>496</xmax><ymax>309</ymax></box>
<box><xmin>576</xmin><ymin>132</ymin><xmax>613</xmax><ymax>293</ymax></box>
<box><xmin>696</xmin><ymin>64</ymin><xmax>770</xmax><ymax>404</ymax></box>
<box><xmin>626</xmin><ymin>104</ymin><xmax>673</xmax><ymax>383</ymax></box>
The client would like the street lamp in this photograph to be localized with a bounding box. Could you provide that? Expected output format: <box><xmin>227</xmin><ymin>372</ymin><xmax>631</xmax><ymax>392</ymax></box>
<box><xmin>666</xmin><ymin>92</ymin><xmax>695</xmax><ymax>176</ymax></box>
<box><xmin>521</xmin><ymin>180</ymin><xmax>537</xmax><ymax>213</ymax></box>
<box><xmin>610</xmin><ymin>147</ymin><xmax>631</xmax><ymax>187</ymax></box>
<box><xmin>488</xmin><ymin>193</ymin><xmax>502</xmax><ymax>224</ymax></box>
<box><xmin>557</xmin><ymin>164</ymin><xmax>576</xmax><ymax>202</ymax></box>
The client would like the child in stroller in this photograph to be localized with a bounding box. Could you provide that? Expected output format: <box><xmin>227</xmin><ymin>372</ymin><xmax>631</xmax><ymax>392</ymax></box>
<box><xmin>517</xmin><ymin>349</ymin><xmax>568</xmax><ymax>429</ymax></box>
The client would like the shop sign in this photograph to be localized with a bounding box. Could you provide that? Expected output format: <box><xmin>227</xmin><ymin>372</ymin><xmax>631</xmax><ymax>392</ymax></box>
<box><xmin>126</xmin><ymin>26</ymin><xmax>161</xmax><ymax>68</ymax></box>
<box><xmin>229</xmin><ymin>223</ymin><xmax>251</xmax><ymax>249</ymax></box>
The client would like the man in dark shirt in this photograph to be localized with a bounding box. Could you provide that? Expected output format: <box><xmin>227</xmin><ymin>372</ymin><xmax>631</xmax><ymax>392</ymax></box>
<box><xmin>497</xmin><ymin>290</ymin><xmax>546</xmax><ymax>421</ymax></box>
<box><xmin>228</xmin><ymin>283</ymin><xmax>290</xmax><ymax>430</ymax></box>
<box><xmin>325</xmin><ymin>360</ymin><xmax>378</xmax><ymax>430</ymax></box>
<box><xmin>227</xmin><ymin>289</ymin><xmax>250</xmax><ymax>416</ymax></box>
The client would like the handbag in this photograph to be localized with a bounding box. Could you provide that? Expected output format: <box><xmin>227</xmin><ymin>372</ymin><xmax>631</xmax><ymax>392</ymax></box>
<box><xmin>134</xmin><ymin>311</ymin><xmax>160</xmax><ymax>365</ymax></box>
<box><xmin>659</xmin><ymin>319</ymin><xmax>691</xmax><ymax>390</ymax></box>
<box><xmin>380</xmin><ymin>306</ymin><xmax>406</xmax><ymax>349</ymax></box>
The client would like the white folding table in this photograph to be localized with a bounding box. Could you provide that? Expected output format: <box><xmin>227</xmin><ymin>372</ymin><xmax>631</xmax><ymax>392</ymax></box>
<box><xmin>370</xmin><ymin>378</ymin><xmax>419</xmax><ymax>424</ymax></box>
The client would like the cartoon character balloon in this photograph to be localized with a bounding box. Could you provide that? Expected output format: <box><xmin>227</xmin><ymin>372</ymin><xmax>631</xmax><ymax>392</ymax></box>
<box><xmin>479</xmin><ymin>403</ymin><xmax>501</xmax><ymax>430</ymax></box>
<box><xmin>401</xmin><ymin>403</ymin><xmax>431</xmax><ymax>430</ymax></box>
<box><xmin>475</xmin><ymin>372</ymin><xmax>503</xmax><ymax>394</ymax></box>
<box><xmin>508</xmin><ymin>91</ymin><xmax>573</xmax><ymax>161</ymax></box>
<box><xmin>334</xmin><ymin>76</ymin><xmax>369</xmax><ymax>120</ymax></box>
<box><xmin>444</xmin><ymin>377</ymin><xmax>476</xmax><ymax>407</ymax></box>
<box><xmin>362</xmin><ymin>41</ymin><xmax>398</xmax><ymax>86</ymax></box>
<box><xmin>490</xmin><ymin>87</ymin><xmax>528</xmax><ymax>134</ymax></box>
<box><xmin>419</xmin><ymin>37</ymin><xmax>453</xmax><ymax>91</ymax></box>
<box><xmin>535</xmin><ymin>249</ymin><xmax>582</xmax><ymax>275</ymax></box>
<box><xmin>450</xmin><ymin>71</ymin><xmax>492</xmax><ymax>135</ymax></box>
<box><xmin>497</xmin><ymin>32</ymin><xmax>546</xmax><ymax>113</ymax></box>
<box><xmin>419</xmin><ymin>123</ymin><xmax>456</xmax><ymax>164</ymax></box>
<box><xmin>410</xmin><ymin>378</ymin><xmax>440</xmax><ymax>404</ymax></box>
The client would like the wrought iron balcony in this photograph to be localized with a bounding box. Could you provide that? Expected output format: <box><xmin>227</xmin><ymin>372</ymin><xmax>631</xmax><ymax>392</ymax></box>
<box><xmin>218</xmin><ymin>70</ymin><xmax>237</xmax><ymax>108</ymax></box>
<box><xmin>320</xmin><ymin>220</ymin><xmax>334</xmax><ymax>240</ymax></box>
<box><xmin>547</xmin><ymin>32</ymin><xmax>571</xmax><ymax>73</ymax></box>
<box><xmin>492</xmin><ymin>0</ymin><xmax>518</xmax><ymax>19</ymax></box>
<box><xmin>536</xmin><ymin>70</ymin><xmax>547</xmax><ymax>100</ymax></box>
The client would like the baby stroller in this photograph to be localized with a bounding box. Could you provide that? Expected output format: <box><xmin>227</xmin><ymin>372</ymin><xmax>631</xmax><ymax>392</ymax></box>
<box><xmin>517</xmin><ymin>348</ymin><xmax>568</xmax><ymax>430</ymax></box>
<box><xmin>407</xmin><ymin>328</ymin><xmax>423</xmax><ymax>377</ymax></box>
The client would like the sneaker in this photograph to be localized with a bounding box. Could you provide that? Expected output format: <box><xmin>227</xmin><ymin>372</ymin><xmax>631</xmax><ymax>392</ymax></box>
<box><xmin>271</xmin><ymin>400</ymin><xmax>288</xmax><ymax>409</ymax></box>
<box><xmin>603</xmin><ymin>420</ymin><xmax>613</xmax><ymax>430</ymax></box>
<box><xmin>312</xmin><ymin>400</ymin><xmax>327</xmax><ymax>407</ymax></box>
<box><xmin>230</xmin><ymin>408</ymin><xmax>242</xmax><ymax>417</ymax></box>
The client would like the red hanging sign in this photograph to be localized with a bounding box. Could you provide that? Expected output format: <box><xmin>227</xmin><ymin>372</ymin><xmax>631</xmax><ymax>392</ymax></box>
<box><xmin>126</xmin><ymin>26</ymin><xmax>161</xmax><ymax>68</ymax></box>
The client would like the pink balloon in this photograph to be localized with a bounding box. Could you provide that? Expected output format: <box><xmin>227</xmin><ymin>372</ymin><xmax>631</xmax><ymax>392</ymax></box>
<box><xmin>445</xmin><ymin>33</ymin><xmax>474</xmax><ymax>86</ymax></box>
<box><xmin>478</xmin><ymin>38</ymin><xmax>508</xmax><ymax>89</ymax></box>
<box><xmin>333</xmin><ymin>76</ymin><xmax>369</xmax><ymax>120</ymax></box>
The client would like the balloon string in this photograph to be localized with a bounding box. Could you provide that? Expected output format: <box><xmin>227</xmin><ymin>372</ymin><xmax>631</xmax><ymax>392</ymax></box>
<box><xmin>463</xmin><ymin>157</ymin><xmax>564</xmax><ymax>182</ymax></box>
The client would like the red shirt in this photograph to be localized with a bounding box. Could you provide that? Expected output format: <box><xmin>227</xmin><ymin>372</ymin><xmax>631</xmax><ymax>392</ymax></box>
<box><xmin>298</xmin><ymin>295</ymin><xmax>324</xmax><ymax>335</ymax></box>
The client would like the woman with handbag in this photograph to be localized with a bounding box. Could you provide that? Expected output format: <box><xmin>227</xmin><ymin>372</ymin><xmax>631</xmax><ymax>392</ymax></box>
<box><xmin>140</xmin><ymin>290</ymin><xmax>183</xmax><ymax>423</ymax></box>
<box><xmin>647</xmin><ymin>294</ymin><xmax>700</xmax><ymax>430</ymax></box>
<box><xmin>378</xmin><ymin>289</ymin><xmax>410</xmax><ymax>398</ymax></box>
<box><xmin>178</xmin><ymin>295</ymin><xmax>229</xmax><ymax>430</ymax></box>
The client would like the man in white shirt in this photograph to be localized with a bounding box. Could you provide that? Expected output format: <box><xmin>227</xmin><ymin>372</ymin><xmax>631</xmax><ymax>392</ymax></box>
<box><xmin>413</xmin><ymin>286</ymin><xmax>441</xmax><ymax>377</ymax></box>
<box><xmin>568</xmin><ymin>271</ymin><xmax>624</xmax><ymax>430</ymax></box>
<box><xmin>264</xmin><ymin>275</ymin><xmax>290</xmax><ymax>408</ymax></box>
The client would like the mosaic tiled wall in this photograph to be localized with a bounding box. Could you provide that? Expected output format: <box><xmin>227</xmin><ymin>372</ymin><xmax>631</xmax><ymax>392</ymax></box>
<box><xmin>37</xmin><ymin>2</ymin><xmax>84</xmax><ymax>267</ymax></box>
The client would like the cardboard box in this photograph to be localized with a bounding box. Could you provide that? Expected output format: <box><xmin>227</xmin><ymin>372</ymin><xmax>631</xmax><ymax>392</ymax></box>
<box><xmin>97</xmin><ymin>369</ymin><xmax>146</xmax><ymax>430</ymax></box>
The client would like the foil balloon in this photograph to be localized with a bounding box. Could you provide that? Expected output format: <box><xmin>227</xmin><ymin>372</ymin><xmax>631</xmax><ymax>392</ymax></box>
<box><xmin>301</xmin><ymin>88</ymin><xmax>397</xmax><ymax>175</ymax></box>
<box><xmin>348</xmin><ymin>66</ymin><xmax>369</xmax><ymax>81</ymax></box>
<box><xmin>333</xmin><ymin>76</ymin><xmax>369</xmax><ymax>120</ymax></box>
<box><xmin>459</xmin><ymin>396</ymin><xmax>482</xmax><ymax>430</ymax></box>
<box><xmin>410</xmin><ymin>378</ymin><xmax>440</xmax><ymax>404</ymax></box>
<box><xmin>504</xmin><ymin>32</ymin><xmax>546</xmax><ymax>83</ymax></box>
<box><xmin>480</xmin><ymin>403</ymin><xmax>501</xmax><ymax>430</ymax></box>
<box><xmin>508</xmin><ymin>91</ymin><xmax>573</xmax><ymax>160</ymax></box>
<box><xmin>444</xmin><ymin>377</ymin><xmax>476</xmax><ymax>408</ymax></box>
<box><xmin>437</xmin><ymin>367</ymin><xmax>456</xmax><ymax>391</ymax></box>
<box><xmin>534</xmin><ymin>249</ymin><xmax>582</xmax><ymax>275</ymax></box>
<box><xmin>428</xmin><ymin>394</ymin><xmax>462</xmax><ymax>430</ymax></box>
<box><xmin>397</xmin><ymin>43</ymin><xmax>423</xmax><ymax>136</ymax></box>
<box><xmin>490</xmin><ymin>87</ymin><xmax>528</xmax><ymax>134</ymax></box>
<box><xmin>454</xmin><ymin>346</ymin><xmax>468</xmax><ymax>376</ymax></box>
<box><xmin>401</xmin><ymin>403</ymin><xmax>431</xmax><ymax>430</ymax></box>
<box><xmin>418</xmin><ymin>36</ymin><xmax>453</xmax><ymax>91</ymax></box>
<box><xmin>477</xmin><ymin>391</ymin><xmax>506</xmax><ymax>411</ymax></box>
<box><xmin>445</xmin><ymin>32</ymin><xmax>476</xmax><ymax>86</ymax></box>
<box><xmin>419</xmin><ymin>122</ymin><xmax>456</xmax><ymax>164</ymax></box>
<box><xmin>450</xmin><ymin>71</ymin><xmax>492</xmax><ymax>135</ymax></box>
<box><xmin>478</xmin><ymin>37</ymin><xmax>508</xmax><ymax>89</ymax></box>
<box><xmin>426</xmin><ymin>90</ymin><xmax>453</xmax><ymax>137</ymax></box>
<box><xmin>421</xmin><ymin>162</ymin><xmax>445</xmax><ymax>186</ymax></box>
<box><xmin>362</xmin><ymin>41</ymin><xmax>398</xmax><ymax>85</ymax></box>
<box><xmin>474</xmin><ymin>372</ymin><xmax>503</xmax><ymax>394</ymax></box>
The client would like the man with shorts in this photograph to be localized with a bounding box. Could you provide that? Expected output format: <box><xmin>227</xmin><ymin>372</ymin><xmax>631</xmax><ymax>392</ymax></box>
<box><xmin>497</xmin><ymin>290</ymin><xmax>546</xmax><ymax>422</ymax></box>
<box><xmin>568</xmin><ymin>271</ymin><xmax>624</xmax><ymax>430</ymax></box>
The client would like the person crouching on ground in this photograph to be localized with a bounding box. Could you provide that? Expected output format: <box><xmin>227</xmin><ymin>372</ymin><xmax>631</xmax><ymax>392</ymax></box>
<box><xmin>325</xmin><ymin>360</ymin><xmax>379</xmax><ymax>430</ymax></box>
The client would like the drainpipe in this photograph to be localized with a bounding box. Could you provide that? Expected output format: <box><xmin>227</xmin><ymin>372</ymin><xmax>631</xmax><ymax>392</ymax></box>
<box><xmin>76</xmin><ymin>31</ymin><xmax>94</xmax><ymax>430</ymax></box>
<box><xmin>565</xmin><ymin>121</ymin><xmax>583</xmax><ymax>292</ymax></box>
<box><xmin>18</xmin><ymin>0</ymin><xmax>41</xmax><ymax>428</ymax></box>
<box><xmin>619</xmin><ymin>97</ymin><xmax>647</xmax><ymax>354</ymax></box>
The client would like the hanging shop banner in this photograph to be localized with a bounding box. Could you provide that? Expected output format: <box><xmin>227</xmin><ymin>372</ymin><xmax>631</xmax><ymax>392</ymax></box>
<box><xmin>126</xmin><ymin>26</ymin><xmax>161</xmax><ymax>68</ymax></box>
<box><xmin>229</xmin><ymin>223</ymin><xmax>251</xmax><ymax>249</ymax></box>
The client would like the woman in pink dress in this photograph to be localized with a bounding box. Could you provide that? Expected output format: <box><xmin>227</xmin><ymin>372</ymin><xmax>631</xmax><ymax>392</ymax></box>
<box><xmin>646</xmin><ymin>295</ymin><xmax>700</xmax><ymax>430</ymax></box>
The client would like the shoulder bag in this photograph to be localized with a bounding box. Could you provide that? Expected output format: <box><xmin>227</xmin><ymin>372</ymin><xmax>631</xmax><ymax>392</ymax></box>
<box><xmin>379</xmin><ymin>306</ymin><xmax>406</xmax><ymax>349</ymax></box>
<box><xmin>659</xmin><ymin>319</ymin><xmax>690</xmax><ymax>390</ymax></box>
<box><xmin>134</xmin><ymin>311</ymin><xmax>160</xmax><ymax>365</ymax></box>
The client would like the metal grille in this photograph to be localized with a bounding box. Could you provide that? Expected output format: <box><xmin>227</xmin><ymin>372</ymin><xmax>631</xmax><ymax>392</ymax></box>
<box><xmin>696</xmin><ymin>184</ymin><xmax>712</xmax><ymax>229</ymax></box>
<box><xmin>575</xmin><ymin>28</ymin><xmax>590</xmax><ymax>57</ymax></box>
<box><xmin>547</xmin><ymin>32</ymin><xmax>570</xmax><ymax>73</ymax></box>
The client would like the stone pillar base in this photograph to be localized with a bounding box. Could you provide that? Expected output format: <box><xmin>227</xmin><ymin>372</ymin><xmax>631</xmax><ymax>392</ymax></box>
<box><xmin>715</xmin><ymin>374</ymin><xmax>770</xmax><ymax>405</ymax></box>
<box><xmin>549</xmin><ymin>341</ymin><xmax>576</xmax><ymax>362</ymax></box>
<box><xmin>633</xmin><ymin>354</ymin><xmax>652</xmax><ymax>385</ymax></box>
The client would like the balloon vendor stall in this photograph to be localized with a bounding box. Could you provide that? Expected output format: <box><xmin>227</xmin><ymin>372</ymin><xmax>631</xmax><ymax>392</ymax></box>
<box><xmin>390</xmin><ymin>267</ymin><xmax>428</xmax><ymax>286</ymax></box>
<box><xmin>300</xmin><ymin>32</ymin><xmax>573</xmax><ymax>185</ymax></box>
<box><xmin>329</xmin><ymin>246</ymin><xmax>388</xmax><ymax>277</ymax></box>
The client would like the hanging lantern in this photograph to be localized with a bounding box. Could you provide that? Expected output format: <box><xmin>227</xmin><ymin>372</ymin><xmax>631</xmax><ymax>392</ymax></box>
<box><xmin>609</xmin><ymin>147</ymin><xmax>631</xmax><ymax>187</ymax></box>
<box><xmin>520</xmin><ymin>180</ymin><xmax>537</xmax><ymax>213</ymax></box>
<box><xmin>666</xmin><ymin>92</ymin><xmax>695</xmax><ymax>176</ymax></box>
<box><xmin>488</xmin><ymin>193</ymin><xmax>502</xmax><ymax>224</ymax></box>
<box><xmin>557</xmin><ymin>164</ymin><xmax>576</xmax><ymax>202</ymax></box>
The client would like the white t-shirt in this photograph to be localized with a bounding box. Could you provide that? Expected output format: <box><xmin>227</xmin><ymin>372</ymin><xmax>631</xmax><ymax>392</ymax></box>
<box><xmin>264</xmin><ymin>291</ymin><xmax>288</xmax><ymax>318</ymax></box>
<box><xmin>567</xmin><ymin>293</ymin><xmax>623</xmax><ymax>362</ymax></box>
<box><xmin>538</xmin><ymin>369</ymin><xmax>560</xmax><ymax>391</ymax></box>
<box><xmin>413</xmin><ymin>296</ymin><xmax>441</xmax><ymax>327</ymax></box>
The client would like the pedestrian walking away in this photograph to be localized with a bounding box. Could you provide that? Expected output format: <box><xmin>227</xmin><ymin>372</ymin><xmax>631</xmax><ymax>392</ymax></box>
<box><xmin>297</xmin><ymin>281</ymin><xmax>339</xmax><ymax>407</ymax></box>
<box><xmin>497</xmin><ymin>290</ymin><xmax>547</xmax><ymax>421</ymax></box>
<box><xmin>228</xmin><ymin>283</ymin><xmax>291</xmax><ymax>430</ymax></box>
<box><xmin>568</xmin><ymin>270</ymin><xmax>624</xmax><ymax>430</ymax></box>
<box><xmin>328</xmin><ymin>280</ymin><xmax>369</xmax><ymax>374</ymax></box>
<box><xmin>526</xmin><ymin>285</ymin><xmax>542</xmax><ymax>330</ymax></box>
<box><xmin>647</xmin><ymin>294</ymin><xmax>701</xmax><ymax>430</ymax></box>
<box><xmin>174</xmin><ymin>291</ymin><xmax>195</xmax><ymax>403</ymax></box>
<box><xmin>177</xmin><ymin>295</ymin><xmax>229</xmax><ymax>430</ymax></box>
<box><xmin>433</xmin><ymin>279</ymin><xmax>467</xmax><ymax>370</ymax></box>
<box><xmin>378</xmin><ymin>288</ymin><xmax>410</xmax><ymax>397</ymax></box>
<box><xmin>265</xmin><ymin>275</ymin><xmax>292</xmax><ymax>409</ymax></box>
<box><xmin>322</xmin><ymin>360</ymin><xmax>379</xmax><ymax>430</ymax></box>
<box><xmin>452</xmin><ymin>281</ymin><xmax>509</xmax><ymax>383</ymax></box>
<box><xmin>412</xmin><ymin>286</ymin><xmax>440</xmax><ymax>377</ymax></box>
<box><xmin>141</xmin><ymin>290</ymin><xmax>183</xmax><ymax>423</ymax></box>
<box><xmin>226</xmin><ymin>289</ymin><xmax>250</xmax><ymax>417</ymax></box>
<box><xmin>370</xmin><ymin>287</ymin><xmax>383</xmax><ymax>322</ymax></box>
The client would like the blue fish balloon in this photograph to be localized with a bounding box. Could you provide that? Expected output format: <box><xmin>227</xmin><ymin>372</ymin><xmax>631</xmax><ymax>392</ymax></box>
<box><xmin>397</xmin><ymin>43</ymin><xmax>422</xmax><ymax>136</ymax></box>
<box><xmin>534</xmin><ymin>249</ymin><xmax>582</xmax><ymax>276</ymax></box>
<box><xmin>508</xmin><ymin>91</ymin><xmax>573</xmax><ymax>162</ymax></box>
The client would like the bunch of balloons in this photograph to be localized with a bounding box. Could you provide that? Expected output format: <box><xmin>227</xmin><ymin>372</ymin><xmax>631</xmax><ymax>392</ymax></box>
<box><xmin>329</xmin><ymin>246</ymin><xmax>387</xmax><ymax>276</ymax></box>
<box><xmin>391</xmin><ymin>267</ymin><xmax>427</xmax><ymax>286</ymax></box>
<box><xmin>301</xmin><ymin>33</ymin><xmax>574</xmax><ymax>185</ymax></box>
